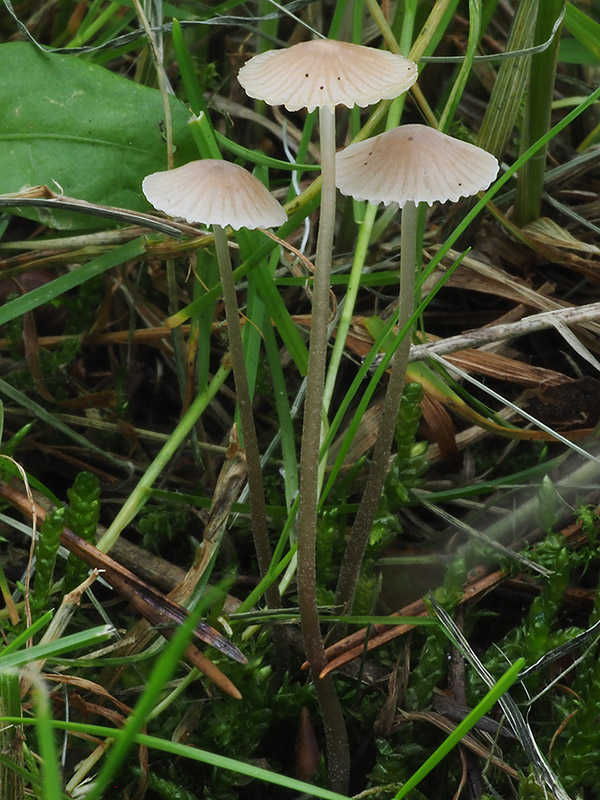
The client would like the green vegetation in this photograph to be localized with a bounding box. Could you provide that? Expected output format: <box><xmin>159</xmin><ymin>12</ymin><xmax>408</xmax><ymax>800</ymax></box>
<box><xmin>1</xmin><ymin>1</ymin><xmax>600</xmax><ymax>798</ymax></box>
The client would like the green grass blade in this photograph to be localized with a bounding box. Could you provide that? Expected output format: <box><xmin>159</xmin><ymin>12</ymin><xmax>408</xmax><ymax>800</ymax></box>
<box><xmin>213</xmin><ymin>131</ymin><xmax>319</xmax><ymax>171</ymax></box>
<box><xmin>394</xmin><ymin>658</ymin><xmax>525</xmax><ymax>799</ymax></box>
<box><xmin>32</xmin><ymin>682</ymin><xmax>62</xmax><ymax>800</ymax></box>
<box><xmin>97</xmin><ymin>361</ymin><xmax>231</xmax><ymax>551</ymax></box>
<box><xmin>410</xmin><ymin>0</ymin><xmax>460</xmax><ymax>62</ymax></box>
<box><xmin>0</xmin><ymin>238</ymin><xmax>145</xmax><ymax>327</ymax></box>
<box><xmin>236</xmin><ymin>227</ymin><xmax>269</xmax><ymax>399</ymax></box>
<box><xmin>514</xmin><ymin>1</ymin><xmax>564</xmax><ymax>225</ymax></box>
<box><xmin>82</xmin><ymin>586</ymin><xmax>219</xmax><ymax>800</ymax></box>
<box><xmin>166</xmin><ymin>198</ymin><xmax>318</xmax><ymax>375</ymax></box>
<box><xmin>438</xmin><ymin>0</ymin><xmax>482</xmax><ymax>131</ymax></box>
<box><xmin>188</xmin><ymin>112</ymin><xmax>222</xmax><ymax>160</ymax></box>
<box><xmin>263</xmin><ymin>308</ymin><xmax>299</xmax><ymax>510</ymax></box>
<box><xmin>1</xmin><ymin>612</ymin><xmax>54</xmax><ymax>657</ymax></box>
<box><xmin>191</xmin><ymin>248</ymin><xmax>219</xmax><ymax>395</ymax></box>
<box><xmin>2</xmin><ymin>716</ymin><xmax>355</xmax><ymax>800</ymax></box>
<box><xmin>0</xmin><ymin>379</ymin><xmax>133</xmax><ymax>472</ymax></box>
<box><xmin>0</xmin><ymin>671</ymin><xmax>24</xmax><ymax>800</ymax></box>
<box><xmin>0</xmin><ymin>626</ymin><xmax>113</xmax><ymax>670</ymax></box>
<box><xmin>242</xmin><ymin>249</ymin><xmax>309</xmax><ymax>375</ymax></box>
<box><xmin>171</xmin><ymin>18</ymin><xmax>211</xmax><ymax>117</ymax></box>
<box><xmin>477</xmin><ymin>0</ymin><xmax>538</xmax><ymax>157</ymax></box>
<box><xmin>564</xmin><ymin>1</ymin><xmax>600</xmax><ymax>61</ymax></box>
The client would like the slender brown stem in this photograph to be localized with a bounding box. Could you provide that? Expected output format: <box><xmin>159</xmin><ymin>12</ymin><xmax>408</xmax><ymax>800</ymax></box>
<box><xmin>212</xmin><ymin>224</ymin><xmax>280</xmax><ymax>611</ymax></box>
<box><xmin>335</xmin><ymin>201</ymin><xmax>419</xmax><ymax>615</ymax></box>
<box><xmin>296</xmin><ymin>106</ymin><xmax>349</xmax><ymax>792</ymax></box>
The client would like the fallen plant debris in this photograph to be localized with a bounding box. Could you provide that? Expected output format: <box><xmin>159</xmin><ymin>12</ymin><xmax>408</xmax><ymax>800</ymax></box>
<box><xmin>1</xmin><ymin>2</ymin><xmax>600</xmax><ymax>799</ymax></box>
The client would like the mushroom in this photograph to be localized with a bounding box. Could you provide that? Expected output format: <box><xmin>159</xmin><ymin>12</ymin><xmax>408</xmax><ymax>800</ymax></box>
<box><xmin>238</xmin><ymin>39</ymin><xmax>418</xmax><ymax>113</ymax></box>
<box><xmin>237</xmin><ymin>40</ymin><xmax>417</xmax><ymax>288</ymax></box>
<box><xmin>333</xmin><ymin>124</ymin><xmax>499</xmax><ymax>615</ymax></box>
<box><xmin>335</xmin><ymin>123</ymin><xmax>500</xmax><ymax>207</ymax></box>
<box><xmin>141</xmin><ymin>159</ymin><xmax>286</xmax><ymax>230</ymax></box>
<box><xmin>142</xmin><ymin>159</ymin><xmax>286</xmax><ymax>596</ymax></box>
<box><xmin>238</xmin><ymin>39</ymin><xmax>417</xmax><ymax>792</ymax></box>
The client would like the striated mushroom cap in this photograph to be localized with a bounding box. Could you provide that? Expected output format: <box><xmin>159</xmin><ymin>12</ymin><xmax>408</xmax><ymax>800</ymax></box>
<box><xmin>238</xmin><ymin>39</ymin><xmax>418</xmax><ymax>113</ymax></box>
<box><xmin>142</xmin><ymin>160</ymin><xmax>287</xmax><ymax>230</ymax></box>
<box><xmin>335</xmin><ymin>124</ymin><xmax>499</xmax><ymax>207</ymax></box>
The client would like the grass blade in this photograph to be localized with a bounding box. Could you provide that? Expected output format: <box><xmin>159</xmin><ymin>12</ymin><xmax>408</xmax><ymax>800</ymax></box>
<box><xmin>394</xmin><ymin>658</ymin><xmax>525</xmax><ymax>799</ymax></box>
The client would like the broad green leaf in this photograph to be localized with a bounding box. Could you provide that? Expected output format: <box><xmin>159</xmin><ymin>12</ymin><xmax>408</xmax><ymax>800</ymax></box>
<box><xmin>0</xmin><ymin>42</ymin><xmax>196</xmax><ymax>230</ymax></box>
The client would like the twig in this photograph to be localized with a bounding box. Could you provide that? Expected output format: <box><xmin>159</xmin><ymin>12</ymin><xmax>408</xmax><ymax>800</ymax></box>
<box><xmin>408</xmin><ymin>301</ymin><xmax>600</xmax><ymax>363</ymax></box>
<box><xmin>0</xmin><ymin>187</ymin><xmax>199</xmax><ymax>238</ymax></box>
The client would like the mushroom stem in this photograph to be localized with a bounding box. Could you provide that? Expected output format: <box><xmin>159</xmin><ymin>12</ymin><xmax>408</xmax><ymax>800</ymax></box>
<box><xmin>335</xmin><ymin>201</ymin><xmax>419</xmax><ymax>614</ymax></box>
<box><xmin>212</xmin><ymin>224</ymin><xmax>278</xmax><ymax>607</ymax></box>
<box><xmin>296</xmin><ymin>105</ymin><xmax>350</xmax><ymax>792</ymax></box>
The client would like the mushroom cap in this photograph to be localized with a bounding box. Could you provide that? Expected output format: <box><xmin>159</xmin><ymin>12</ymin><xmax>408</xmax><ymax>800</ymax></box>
<box><xmin>238</xmin><ymin>39</ymin><xmax>418</xmax><ymax>113</ymax></box>
<box><xmin>142</xmin><ymin>160</ymin><xmax>287</xmax><ymax>230</ymax></box>
<box><xmin>335</xmin><ymin>124</ymin><xmax>499</xmax><ymax>207</ymax></box>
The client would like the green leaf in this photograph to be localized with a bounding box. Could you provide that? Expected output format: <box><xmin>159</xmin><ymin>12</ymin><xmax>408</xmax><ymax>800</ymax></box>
<box><xmin>0</xmin><ymin>42</ymin><xmax>196</xmax><ymax>230</ymax></box>
<box><xmin>564</xmin><ymin>2</ymin><xmax>600</xmax><ymax>63</ymax></box>
<box><xmin>559</xmin><ymin>38</ymin><xmax>600</xmax><ymax>65</ymax></box>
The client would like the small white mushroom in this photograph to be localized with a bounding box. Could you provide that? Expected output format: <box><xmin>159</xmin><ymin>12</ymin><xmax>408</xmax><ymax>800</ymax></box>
<box><xmin>238</xmin><ymin>43</ymin><xmax>419</xmax><ymax>753</ymax></box>
<box><xmin>142</xmin><ymin>159</ymin><xmax>285</xmax><ymax>594</ymax></box>
<box><xmin>237</xmin><ymin>39</ymin><xmax>417</xmax><ymax>113</ymax></box>
<box><xmin>335</xmin><ymin>124</ymin><xmax>499</xmax><ymax>207</ymax></box>
<box><xmin>333</xmin><ymin>125</ymin><xmax>499</xmax><ymax>618</ymax></box>
<box><xmin>142</xmin><ymin>159</ymin><xmax>287</xmax><ymax>230</ymax></box>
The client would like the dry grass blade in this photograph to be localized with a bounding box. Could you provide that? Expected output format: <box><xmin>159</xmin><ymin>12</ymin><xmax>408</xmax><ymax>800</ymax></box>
<box><xmin>169</xmin><ymin>428</ymin><xmax>248</xmax><ymax>601</ymax></box>
<box><xmin>21</xmin><ymin>570</ymin><xmax>101</xmax><ymax>696</ymax></box>
<box><xmin>68</xmin><ymin>435</ymin><xmax>251</xmax><ymax>699</ymax></box>
<box><xmin>316</xmin><ymin>502</ymin><xmax>596</xmax><ymax>678</ymax></box>
<box><xmin>0</xmin><ymin>186</ymin><xmax>199</xmax><ymax>237</ymax></box>
<box><xmin>395</xmin><ymin>710</ymin><xmax>519</xmax><ymax>778</ymax></box>
<box><xmin>0</xmin><ymin>481</ymin><xmax>247</xmax><ymax>677</ymax></box>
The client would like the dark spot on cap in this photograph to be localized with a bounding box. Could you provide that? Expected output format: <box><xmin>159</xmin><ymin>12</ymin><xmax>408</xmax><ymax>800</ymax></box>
<box><xmin>305</xmin><ymin>73</ymin><xmax>309</xmax><ymax>78</ymax></box>
<box><xmin>458</xmin><ymin>182</ymin><xmax>462</xmax><ymax>186</ymax></box>
<box><xmin>320</xmin><ymin>85</ymin><xmax>324</xmax><ymax>90</ymax></box>
<box><xmin>408</xmin><ymin>136</ymin><xmax>413</xmax><ymax>141</ymax></box>
<box><xmin>337</xmin><ymin>76</ymin><xmax>341</xmax><ymax>80</ymax></box>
